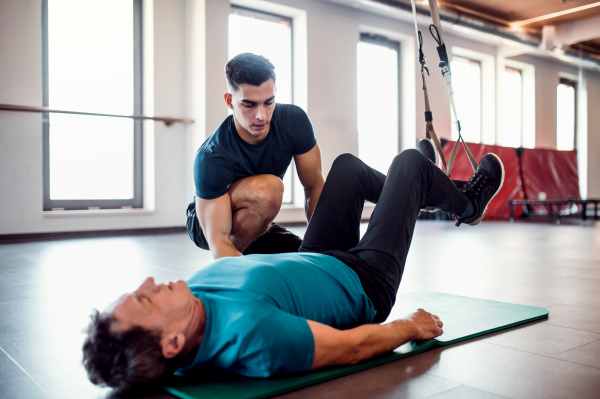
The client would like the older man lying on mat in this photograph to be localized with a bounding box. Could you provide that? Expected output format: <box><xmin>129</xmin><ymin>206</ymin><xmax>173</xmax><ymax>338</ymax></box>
<box><xmin>83</xmin><ymin>149</ymin><xmax>504</xmax><ymax>391</ymax></box>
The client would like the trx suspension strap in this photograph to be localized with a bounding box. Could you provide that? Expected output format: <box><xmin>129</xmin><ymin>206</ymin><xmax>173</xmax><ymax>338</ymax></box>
<box><xmin>410</xmin><ymin>0</ymin><xmax>447</xmax><ymax>173</ymax></box>
<box><xmin>411</xmin><ymin>0</ymin><xmax>478</xmax><ymax>175</ymax></box>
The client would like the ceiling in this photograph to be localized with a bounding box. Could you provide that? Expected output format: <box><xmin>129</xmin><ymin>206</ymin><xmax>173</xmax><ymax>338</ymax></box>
<box><xmin>412</xmin><ymin>0</ymin><xmax>600</xmax><ymax>58</ymax></box>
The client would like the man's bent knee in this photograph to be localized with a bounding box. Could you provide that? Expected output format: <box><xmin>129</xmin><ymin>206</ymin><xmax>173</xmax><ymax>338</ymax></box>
<box><xmin>331</xmin><ymin>153</ymin><xmax>363</xmax><ymax>174</ymax></box>
<box><xmin>392</xmin><ymin>149</ymin><xmax>428</xmax><ymax>168</ymax></box>
<box><xmin>229</xmin><ymin>175</ymin><xmax>284</xmax><ymax>216</ymax></box>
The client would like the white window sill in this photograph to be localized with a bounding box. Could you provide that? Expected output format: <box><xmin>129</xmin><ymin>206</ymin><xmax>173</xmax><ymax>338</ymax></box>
<box><xmin>280</xmin><ymin>203</ymin><xmax>303</xmax><ymax>210</ymax></box>
<box><xmin>43</xmin><ymin>208</ymin><xmax>154</xmax><ymax>217</ymax></box>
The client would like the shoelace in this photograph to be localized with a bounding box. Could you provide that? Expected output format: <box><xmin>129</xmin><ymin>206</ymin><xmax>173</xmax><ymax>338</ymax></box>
<box><xmin>462</xmin><ymin>172</ymin><xmax>487</xmax><ymax>197</ymax></box>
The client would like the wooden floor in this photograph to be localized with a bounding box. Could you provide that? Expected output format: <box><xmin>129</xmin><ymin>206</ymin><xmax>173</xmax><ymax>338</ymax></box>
<box><xmin>1</xmin><ymin>220</ymin><xmax>600</xmax><ymax>399</ymax></box>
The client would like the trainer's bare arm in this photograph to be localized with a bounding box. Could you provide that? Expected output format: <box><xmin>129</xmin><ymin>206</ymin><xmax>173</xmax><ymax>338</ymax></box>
<box><xmin>307</xmin><ymin>309</ymin><xmax>443</xmax><ymax>370</ymax></box>
<box><xmin>196</xmin><ymin>194</ymin><xmax>243</xmax><ymax>259</ymax></box>
<box><xmin>294</xmin><ymin>143</ymin><xmax>325</xmax><ymax>222</ymax></box>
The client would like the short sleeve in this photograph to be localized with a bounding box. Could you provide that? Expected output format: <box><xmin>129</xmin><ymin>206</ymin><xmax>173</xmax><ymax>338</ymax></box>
<box><xmin>289</xmin><ymin>105</ymin><xmax>317</xmax><ymax>156</ymax></box>
<box><xmin>193</xmin><ymin>147</ymin><xmax>235</xmax><ymax>200</ymax></box>
<box><xmin>235</xmin><ymin>306</ymin><xmax>314</xmax><ymax>377</ymax></box>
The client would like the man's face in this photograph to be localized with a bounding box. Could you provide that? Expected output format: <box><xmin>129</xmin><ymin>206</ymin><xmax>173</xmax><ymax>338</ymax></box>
<box><xmin>111</xmin><ymin>277</ymin><xmax>195</xmax><ymax>335</ymax></box>
<box><xmin>226</xmin><ymin>79</ymin><xmax>276</xmax><ymax>144</ymax></box>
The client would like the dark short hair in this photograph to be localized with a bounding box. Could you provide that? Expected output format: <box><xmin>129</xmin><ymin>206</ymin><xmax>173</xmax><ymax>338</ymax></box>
<box><xmin>82</xmin><ymin>311</ymin><xmax>169</xmax><ymax>392</ymax></box>
<box><xmin>225</xmin><ymin>53</ymin><xmax>276</xmax><ymax>91</ymax></box>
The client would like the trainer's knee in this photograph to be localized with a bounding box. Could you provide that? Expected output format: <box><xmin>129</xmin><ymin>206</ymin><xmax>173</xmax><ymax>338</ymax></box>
<box><xmin>250</xmin><ymin>176</ymin><xmax>284</xmax><ymax>215</ymax></box>
<box><xmin>258</xmin><ymin>178</ymin><xmax>284</xmax><ymax>218</ymax></box>
<box><xmin>230</xmin><ymin>175</ymin><xmax>284</xmax><ymax>217</ymax></box>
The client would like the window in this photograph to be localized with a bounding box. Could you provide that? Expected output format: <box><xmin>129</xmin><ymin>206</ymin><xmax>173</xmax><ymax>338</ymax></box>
<box><xmin>498</xmin><ymin>67</ymin><xmax>523</xmax><ymax>147</ymax></box>
<box><xmin>42</xmin><ymin>0</ymin><xmax>143</xmax><ymax>211</ymax></box>
<box><xmin>557</xmin><ymin>78</ymin><xmax>576</xmax><ymax>151</ymax></box>
<box><xmin>228</xmin><ymin>6</ymin><xmax>294</xmax><ymax>203</ymax></box>
<box><xmin>504</xmin><ymin>59</ymin><xmax>535</xmax><ymax>148</ymax></box>
<box><xmin>357</xmin><ymin>34</ymin><xmax>400</xmax><ymax>175</ymax></box>
<box><xmin>450</xmin><ymin>56</ymin><xmax>481</xmax><ymax>144</ymax></box>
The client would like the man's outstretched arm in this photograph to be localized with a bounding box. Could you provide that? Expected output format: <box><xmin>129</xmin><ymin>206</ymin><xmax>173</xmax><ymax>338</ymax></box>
<box><xmin>294</xmin><ymin>144</ymin><xmax>325</xmax><ymax>222</ymax></box>
<box><xmin>196</xmin><ymin>195</ymin><xmax>243</xmax><ymax>259</ymax></box>
<box><xmin>307</xmin><ymin>309</ymin><xmax>443</xmax><ymax>370</ymax></box>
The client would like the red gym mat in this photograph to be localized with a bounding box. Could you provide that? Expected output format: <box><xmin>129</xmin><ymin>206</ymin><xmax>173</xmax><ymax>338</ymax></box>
<box><xmin>520</xmin><ymin>148</ymin><xmax>581</xmax><ymax>214</ymax></box>
<box><xmin>441</xmin><ymin>142</ymin><xmax>525</xmax><ymax>219</ymax></box>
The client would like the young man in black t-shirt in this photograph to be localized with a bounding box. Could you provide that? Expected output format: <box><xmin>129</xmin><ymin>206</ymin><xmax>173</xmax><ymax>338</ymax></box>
<box><xmin>186</xmin><ymin>53</ymin><xmax>325</xmax><ymax>259</ymax></box>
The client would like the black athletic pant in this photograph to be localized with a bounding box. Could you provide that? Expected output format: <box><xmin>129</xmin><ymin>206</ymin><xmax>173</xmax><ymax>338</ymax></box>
<box><xmin>299</xmin><ymin>150</ymin><xmax>470</xmax><ymax>323</ymax></box>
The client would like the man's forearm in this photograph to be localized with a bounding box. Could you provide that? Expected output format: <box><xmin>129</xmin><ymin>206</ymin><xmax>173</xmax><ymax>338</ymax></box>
<box><xmin>196</xmin><ymin>194</ymin><xmax>244</xmax><ymax>259</ymax></box>
<box><xmin>350</xmin><ymin>320</ymin><xmax>418</xmax><ymax>363</ymax></box>
<box><xmin>309</xmin><ymin>309</ymin><xmax>441</xmax><ymax>370</ymax></box>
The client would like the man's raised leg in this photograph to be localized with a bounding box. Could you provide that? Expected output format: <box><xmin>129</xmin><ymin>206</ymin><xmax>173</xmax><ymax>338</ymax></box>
<box><xmin>348</xmin><ymin>149</ymin><xmax>473</xmax><ymax>319</ymax></box>
<box><xmin>349</xmin><ymin>149</ymin><xmax>503</xmax><ymax>320</ymax></box>
<box><xmin>299</xmin><ymin>154</ymin><xmax>386</xmax><ymax>253</ymax></box>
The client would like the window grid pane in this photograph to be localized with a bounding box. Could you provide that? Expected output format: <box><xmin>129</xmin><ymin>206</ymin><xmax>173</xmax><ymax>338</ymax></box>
<box><xmin>357</xmin><ymin>40</ymin><xmax>399</xmax><ymax>175</ymax></box>
<box><xmin>498</xmin><ymin>67</ymin><xmax>523</xmax><ymax>148</ymax></box>
<box><xmin>450</xmin><ymin>57</ymin><xmax>481</xmax><ymax>143</ymax></box>
<box><xmin>557</xmin><ymin>82</ymin><xmax>576</xmax><ymax>151</ymax></box>
<box><xmin>49</xmin><ymin>115</ymin><xmax>134</xmax><ymax>200</ymax></box>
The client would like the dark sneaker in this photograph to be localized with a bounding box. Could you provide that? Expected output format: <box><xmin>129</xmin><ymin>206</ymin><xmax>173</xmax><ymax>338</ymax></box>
<box><xmin>456</xmin><ymin>153</ymin><xmax>505</xmax><ymax>226</ymax></box>
<box><xmin>417</xmin><ymin>138</ymin><xmax>438</xmax><ymax>165</ymax></box>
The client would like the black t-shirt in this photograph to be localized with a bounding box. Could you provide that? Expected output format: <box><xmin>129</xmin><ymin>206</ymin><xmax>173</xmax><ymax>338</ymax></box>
<box><xmin>193</xmin><ymin>104</ymin><xmax>317</xmax><ymax>200</ymax></box>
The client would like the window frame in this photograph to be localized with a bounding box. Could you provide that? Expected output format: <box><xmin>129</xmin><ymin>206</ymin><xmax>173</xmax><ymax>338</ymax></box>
<box><xmin>229</xmin><ymin>5</ymin><xmax>295</xmax><ymax>205</ymax></box>
<box><xmin>504</xmin><ymin>59</ymin><xmax>535</xmax><ymax>148</ymax></box>
<box><xmin>228</xmin><ymin>5</ymin><xmax>293</xmax><ymax>103</ymax></box>
<box><xmin>41</xmin><ymin>0</ymin><xmax>144</xmax><ymax>211</ymax></box>
<box><xmin>450</xmin><ymin>46</ymin><xmax>495</xmax><ymax>145</ymax></box>
<box><xmin>230</xmin><ymin>5</ymin><xmax>293</xmax><ymax>42</ymax></box>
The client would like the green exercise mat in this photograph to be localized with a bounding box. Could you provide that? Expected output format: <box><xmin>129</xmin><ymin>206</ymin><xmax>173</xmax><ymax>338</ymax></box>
<box><xmin>163</xmin><ymin>292</ymin><xmax>548</xmax><ymax>399</ymax></box>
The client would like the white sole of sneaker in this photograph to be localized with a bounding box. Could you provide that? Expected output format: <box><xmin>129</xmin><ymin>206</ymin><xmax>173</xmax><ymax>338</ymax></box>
<box><xmin>468</xmin><ymin>153</ymin><xmax>505</xmax><ymax>226</ymax></box>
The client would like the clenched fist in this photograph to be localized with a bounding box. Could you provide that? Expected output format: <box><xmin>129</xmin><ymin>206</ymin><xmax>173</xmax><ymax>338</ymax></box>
<box><xmin>406</xmin><ymin>308</ymin><xmax>443</xmax><ymax>340</ymax></box>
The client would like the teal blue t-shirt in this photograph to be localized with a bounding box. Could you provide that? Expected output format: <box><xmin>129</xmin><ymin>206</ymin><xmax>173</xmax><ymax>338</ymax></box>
<box><xmin>178</xmin><ymin>253</ymin><xmax>376</xmax><ymax>377</ymax></box>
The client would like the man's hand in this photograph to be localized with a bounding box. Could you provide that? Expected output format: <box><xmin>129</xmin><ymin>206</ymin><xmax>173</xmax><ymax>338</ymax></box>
<box><xmin>405</xmin><ymin>308</ymin><xmax>444</xmax><ymax>340</ymax></box>
<box><xmin>294</xmin><ymin>144</ymin><xmax>325</xmax><ymax>222</ymax></box>
<box><xmin>307</xmin><ymin>308</ymin><xmax>443</xmax><ymax>370</ymax></box>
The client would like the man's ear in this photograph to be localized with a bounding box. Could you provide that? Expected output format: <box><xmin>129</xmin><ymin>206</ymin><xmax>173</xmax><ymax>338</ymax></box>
<box><xmin>160</xmin><ymin>332</ymin><xmax>186</xmax><ymax>359</ymax></box>
<box><xmin>224</xmin><ymin>93</ymin><xmax>233</xmax><ymax>110</ymax></box>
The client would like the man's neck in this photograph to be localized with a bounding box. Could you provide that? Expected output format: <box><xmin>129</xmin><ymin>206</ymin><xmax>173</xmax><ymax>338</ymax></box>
<box><xmin>180</xmin><ymin>297</ymin><xmax>207</xmax><ymax>358</ymax></box>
